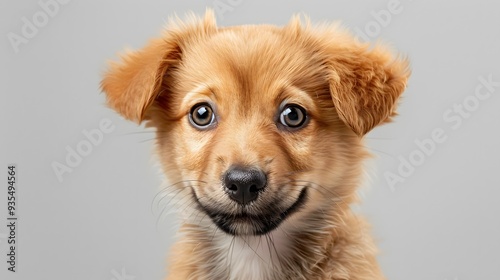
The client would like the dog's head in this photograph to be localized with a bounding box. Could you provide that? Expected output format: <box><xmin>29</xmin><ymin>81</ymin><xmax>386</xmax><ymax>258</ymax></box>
<box><xmin>101</xmin><ymin>10</ymin><xmax>409</xmax><ymax>236</ymax></box>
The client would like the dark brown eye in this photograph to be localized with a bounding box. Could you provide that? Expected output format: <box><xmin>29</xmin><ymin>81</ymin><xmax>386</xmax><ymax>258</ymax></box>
<box><xmin>279</xmin><ymin>105</ymin><xmax>307</xmax><ymax>128</ymax></box>
<box><xmin>189</xmin><ymin>103</ymin><xmax>215</xmax><ymax>128</ymax></box>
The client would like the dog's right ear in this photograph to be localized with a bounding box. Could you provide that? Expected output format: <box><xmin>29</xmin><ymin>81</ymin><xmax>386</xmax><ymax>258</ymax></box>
<box><xmin>100</xmin><ymin>10</ymin><xmax>217</xmax><ymax>123</ymax></box>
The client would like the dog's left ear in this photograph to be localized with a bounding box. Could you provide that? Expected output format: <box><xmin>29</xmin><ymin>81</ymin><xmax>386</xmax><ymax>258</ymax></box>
<box><xmin>292</xmin><ymin>19</ymin><xmax>410</xmax><ymax>136</ymax></box>
<box><xmin>326</xmin><ymin>42</ymin><xmax>410</xmax><ymax>136</ymax></box>
<box><xmin>100</xmin><ymin>10</ymin><xmax>217</xmax><ymax>123</ymax></box>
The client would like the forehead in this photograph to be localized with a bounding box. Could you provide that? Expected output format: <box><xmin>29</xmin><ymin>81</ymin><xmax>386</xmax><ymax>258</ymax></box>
<box><xmin>175</xmin><ymin>26</ymin><xmax>328</xmax><ymax>104</ymax></box>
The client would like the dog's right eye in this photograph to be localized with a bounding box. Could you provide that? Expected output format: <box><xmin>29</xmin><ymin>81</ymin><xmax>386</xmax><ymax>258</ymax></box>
<box><xmin>279</xmin><ymin>104</ymin><xmax>308</xmax><ymax>129</ymax></box>
<box><xmin>189</xmin><ymin>103</ymin><xmax>215</xmax><ymax>129</ymax></box>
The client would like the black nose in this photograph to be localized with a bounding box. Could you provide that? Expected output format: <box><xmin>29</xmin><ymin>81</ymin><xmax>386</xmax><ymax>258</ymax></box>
<box><xmin>223</xmin><ymin>166</ymin><xmax>267</xmax><ymax>205</ymax></box>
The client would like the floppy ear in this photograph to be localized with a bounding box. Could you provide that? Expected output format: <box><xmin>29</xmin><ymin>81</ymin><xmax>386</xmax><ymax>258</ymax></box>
<box><xmin>100</xmin><ymin>10</ymin><xmax>217</xmax><ymax>123</ymax></box>
<box><xmin>293</xmin><ymin>18</ymin><xmax>410</xmax><ymax>136</ymax></box>
<box><xmin>326</xmin><ymin>42</ymin><xmax>410</xmax><ymax>136</ymax></box>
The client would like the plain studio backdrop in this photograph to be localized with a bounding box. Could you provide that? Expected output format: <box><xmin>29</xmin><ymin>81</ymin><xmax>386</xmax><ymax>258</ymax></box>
<box><xmin>1</xmin><ymin>1</ymin><xmax>499</xmax><ymax>279</ymax></box>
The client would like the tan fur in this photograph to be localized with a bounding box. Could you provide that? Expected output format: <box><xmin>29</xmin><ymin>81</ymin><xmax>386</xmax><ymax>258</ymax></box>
<box><xmin>101</xmin><ymin>10</ymin><xmax>410</xmax><ymax>280</ymax></box>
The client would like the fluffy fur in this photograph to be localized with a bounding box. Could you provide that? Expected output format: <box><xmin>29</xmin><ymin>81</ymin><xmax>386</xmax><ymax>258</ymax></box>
<box><xmin>101</xmin><ymin>10</ymin><xmax>410</xmax><ymax>280</ymax></box>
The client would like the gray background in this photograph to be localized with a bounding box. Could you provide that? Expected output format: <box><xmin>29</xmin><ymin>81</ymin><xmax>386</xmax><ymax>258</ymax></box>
<box><xmin>1</xmin><ymin>0</ymin><xmax>499</xmax><ymax>279</ymax></box>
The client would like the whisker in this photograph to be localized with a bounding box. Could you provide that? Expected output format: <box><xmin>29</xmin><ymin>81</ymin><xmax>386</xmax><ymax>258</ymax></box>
<box><xmin>226</xmin><ymin>235</ymin><xmax>236</xmax><ymax>278</ymax></box>
<box><xmin>155</xmin><ymin>193</ymin><xmax>189</xmax><ymax>228</ymax></box>
<box><xmin>152</xmin><ymin>179</ymin><xmax>207</xmax><ymax>212</ymax></box>
<box><xmin>155</xmin><ymin>183</ymin><xmax>205</xmax><ymax>211</ymax></box>
<box><xmin>265</xmin><ymin>234</ymin><xmax>276</xmax><ymax>273</ymax></box>
<box><xmin>364</xmin><ymin>136</ymin><xmax>395</xmax><ymax>140</ymax></box>
<box><xmin>268</xmin><ymin>232</ymin><xmax>282</xmax><ymax>277</ymax></box>
<box><xmin>290</xmin><ymin>180</ymin><xmax>348</xmax><ymax>207</ymax></box>
<box><xmin>155</xmin><ymin>186</ymin><xmax>207</xmax><ymax>228</ymax></box>
<box><xmin>138</xmin><ymin>137</ymin><xmax>158</xmax><ymax>143</ymax></box>
<box><xmin>366</xmin><ymin>147</ymin><xmax>396</xmax><ymax>159</ymax></box>
<box><xmin>117</xmin><ymin>131</ymin><xmax>160</xmax><ymax>136</ymax></box>
<box><xmin>240</xmin><ymin>236</ymin><xmax>268</xmax><ymax>265</ymax></box>
<box><xmin>210</xmin><ymin>225</ymin><xmax>219</xmax><ymax>243</ymax></box>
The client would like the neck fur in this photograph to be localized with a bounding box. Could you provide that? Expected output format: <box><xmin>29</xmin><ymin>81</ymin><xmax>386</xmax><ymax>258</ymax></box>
<box><xmin>182</xmin><ymin>207</ymin><xmax>340</xmax><ymax>280</ymax></box>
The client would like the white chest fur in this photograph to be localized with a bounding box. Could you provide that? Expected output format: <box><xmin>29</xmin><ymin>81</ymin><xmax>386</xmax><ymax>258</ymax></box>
<box><xmin>214</xmin><ymin>230</ymin><xmax>291</xmax><ymax>280</ymax></box>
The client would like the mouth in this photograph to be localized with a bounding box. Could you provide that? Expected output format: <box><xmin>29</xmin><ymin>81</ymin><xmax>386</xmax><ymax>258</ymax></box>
<box><xmin>193</xmin><ymin>187</ymin><xmax>308</xmax><ymax>236</ymax></box>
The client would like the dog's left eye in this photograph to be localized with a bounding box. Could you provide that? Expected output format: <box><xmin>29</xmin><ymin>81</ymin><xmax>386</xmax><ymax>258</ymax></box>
<box><xmin>189</xmin><ymin>103</ymin><xmax>216</xmax><ymax>129</ymax></box>
<box><xmin>279</xmin><ymin>105</ymin><xmax>307</xmax><ymax>129</ymax></box>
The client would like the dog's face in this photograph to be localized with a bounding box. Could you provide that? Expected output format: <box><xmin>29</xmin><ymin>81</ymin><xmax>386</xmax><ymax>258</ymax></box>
<box><xmin>101</xmin><ymin>11</ymin><xmax>409</xmax><ymax>236</ymax></box>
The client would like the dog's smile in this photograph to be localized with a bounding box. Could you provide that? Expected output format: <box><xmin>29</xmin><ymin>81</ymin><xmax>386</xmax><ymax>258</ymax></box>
<box><xmin>194</xmin><ymin>187</ymin><xmax>308</xmax><ymax>235</ymax></box>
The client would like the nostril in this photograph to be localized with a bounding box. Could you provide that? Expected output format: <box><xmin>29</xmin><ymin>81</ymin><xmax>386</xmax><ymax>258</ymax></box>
<box><xmin>249</xmin><ymin>184</ymin><xmax>257</xmax><ymax>193</ymax></box>
<box><xmin>229</xmin><ymin>184</ymin><xmax>238</xmax><ymax>191</ymax></box>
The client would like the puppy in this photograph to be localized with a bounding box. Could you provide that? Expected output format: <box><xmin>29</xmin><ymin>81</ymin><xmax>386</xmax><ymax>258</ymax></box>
<box><xmin>101</xmin><ymin>10</ymin><xmax>409</xmax><ymax>280</ymax></box>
